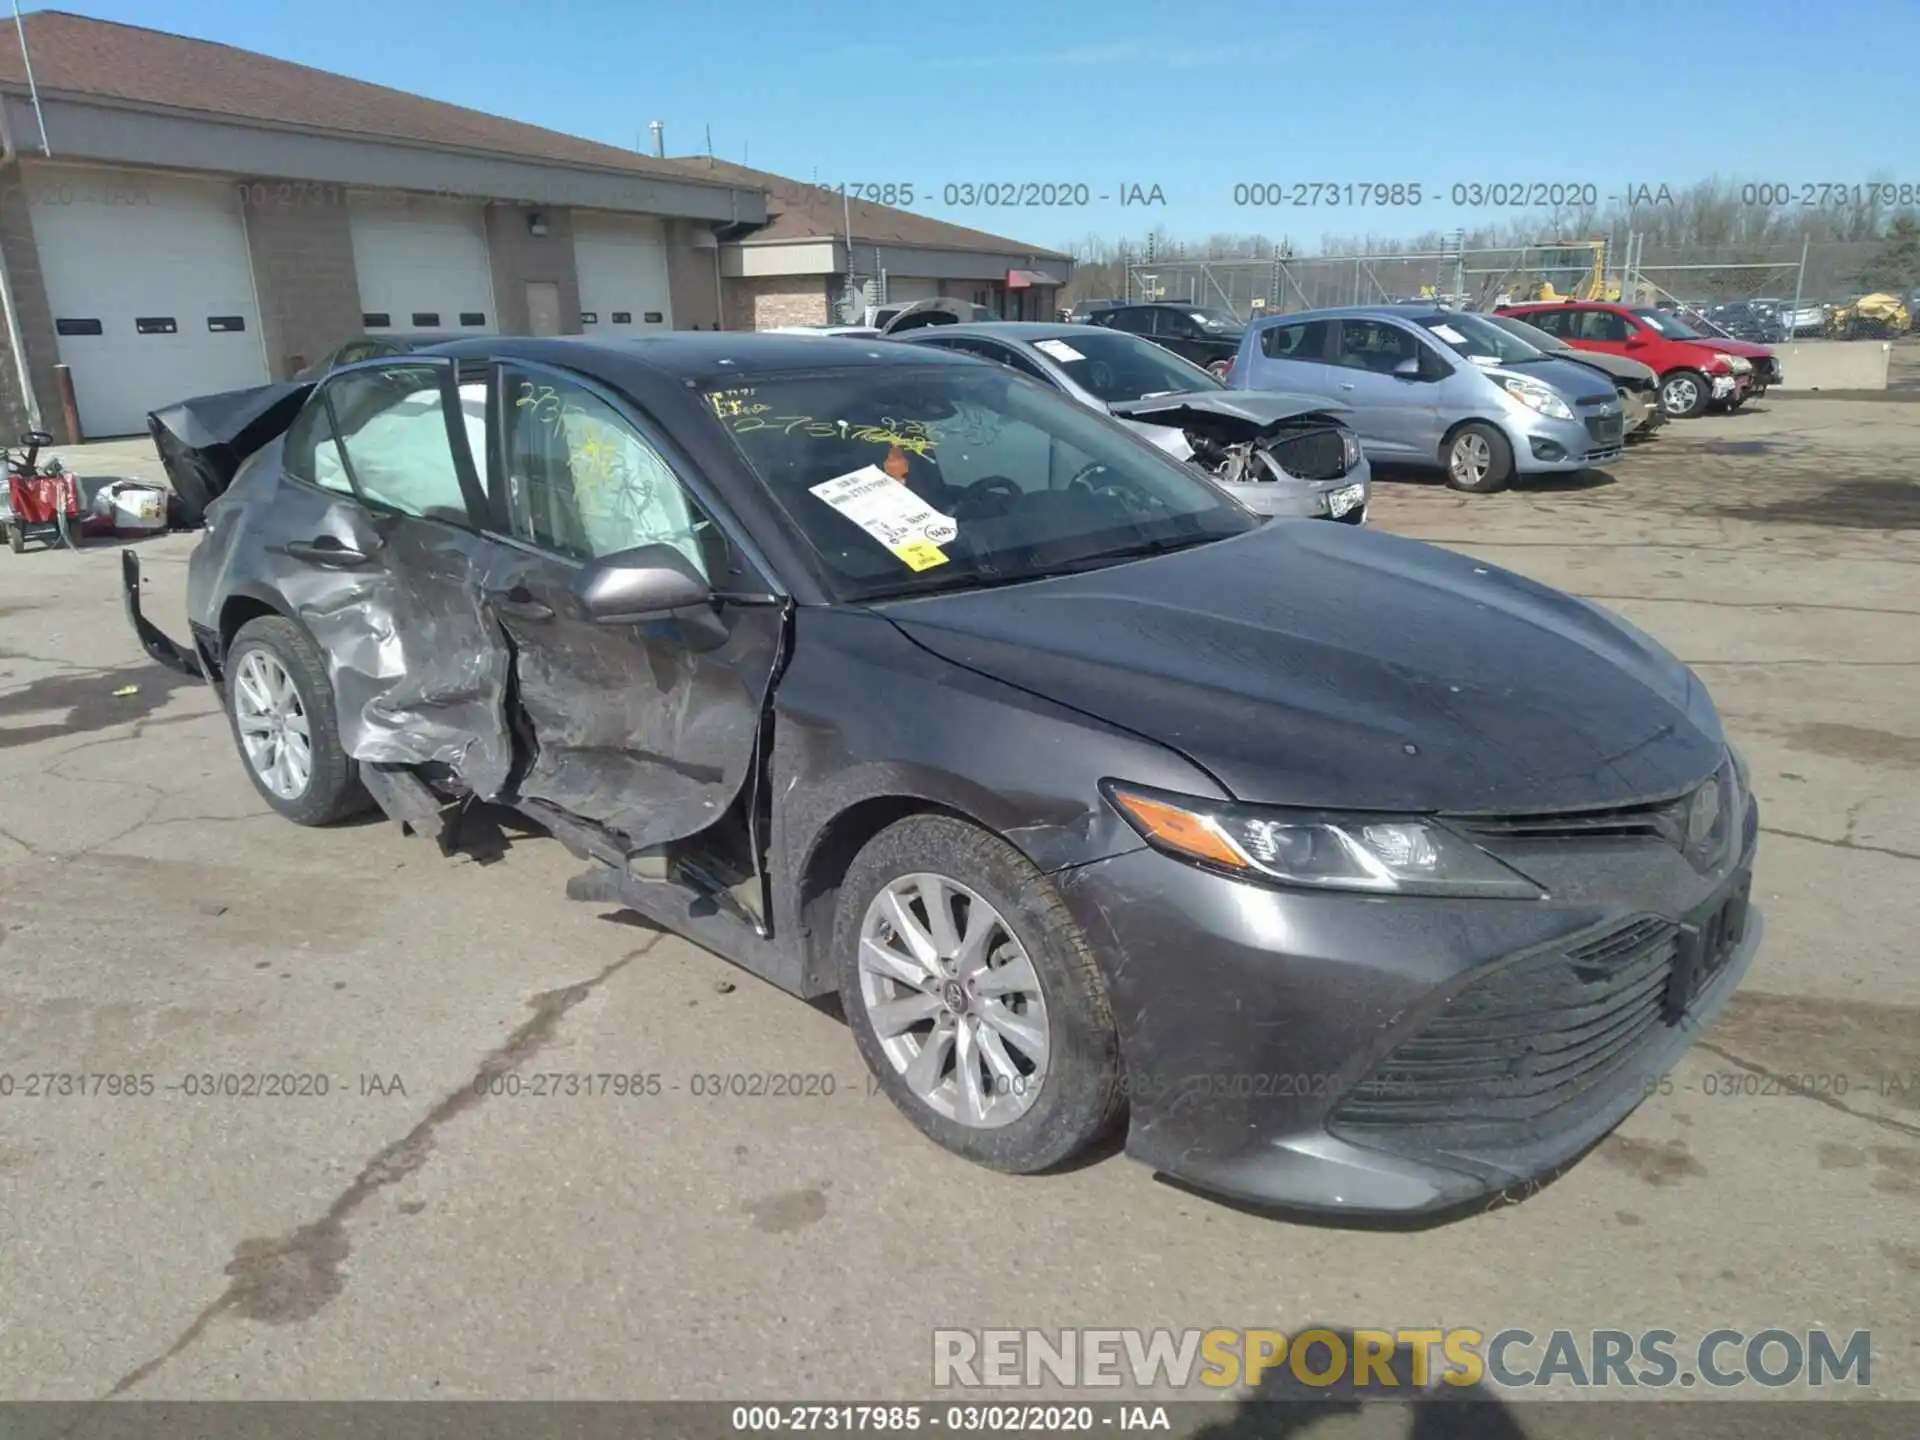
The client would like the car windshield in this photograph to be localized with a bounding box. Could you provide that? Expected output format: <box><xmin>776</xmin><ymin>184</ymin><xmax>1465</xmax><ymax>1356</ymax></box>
<box><xmin>1635</xmin><ymin>308</ymin><xmax>1705</xmax><ymax>339</ymax></box>
<box><xmin>1483</xmin><ymin>313</ymin><xmax>1567</xmax><ymax>351</ymax></box>
<box><xmin>1027</xmin><ymin>329</ymin><xmax>1224</xmax><ymax>402</ymax></box>
<box><xmin>1415</xmin><ymin>311</ymin><xmax>1545</xmax><ymax>364</ymax></box>
<box><xmin>706</xmin><ymin>365</ymin><xmax>1256</xmax><ymax>602</ymax></box>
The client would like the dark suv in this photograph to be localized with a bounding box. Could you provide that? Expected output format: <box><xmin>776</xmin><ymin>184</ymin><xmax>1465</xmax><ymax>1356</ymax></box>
<box><xmin>1085</xmin><ymin>303</ymin><xmax>1245</xmax><ymax>376</ymax></box>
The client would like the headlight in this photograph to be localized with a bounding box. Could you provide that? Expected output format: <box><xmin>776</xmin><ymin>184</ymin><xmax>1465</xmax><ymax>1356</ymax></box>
<box><xmin>1498</xmin><ymin>375</ymin><xmax>1574</xmax><ymax>421</ymax></box>
<box><xmin>1104</xmin><ymin>782</ymin><xmax>1545</xmax><ymax>899</ymax></box>
<box><xmin>1339</xmin><ymin>428</ymin><xmax>1362</xmax><ymax>471</ymax></box>
<box><xmin>1723</xmin><ymin>354</ymin><xmax>1752</xmax><ymax>373</ymax></box>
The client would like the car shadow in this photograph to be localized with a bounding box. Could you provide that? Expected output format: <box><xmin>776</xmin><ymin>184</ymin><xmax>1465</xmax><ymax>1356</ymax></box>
<box><xmin>1366</xmin><ymin>464</ymin><xmax>1615</xmax><ymax>493</ymax></box>
<box><xmin>437</xmin><ymin>798</ymin><xmax>550</xmax><ymax>865</ymax></box>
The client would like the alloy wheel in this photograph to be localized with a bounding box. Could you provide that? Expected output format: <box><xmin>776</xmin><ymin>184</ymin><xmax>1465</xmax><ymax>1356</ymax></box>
<box><xmin>856</xmin><ymin>872</ymin><xmax>1050</xmax><ymax>1128</ymax></box>
<box><xmin>1662</xmin><ymin>376</ymin><xmax>1699</xmax><ymax>416</ymax></box>
<box><xmin>1449</xmin><ymin>432</ymin><xmax>1491</xmax><ymax>486</ymax></box>
<box><xmin>233</xmin><ymin>650</ymin><xmax>313</xmax><ymax>800</ymax></box>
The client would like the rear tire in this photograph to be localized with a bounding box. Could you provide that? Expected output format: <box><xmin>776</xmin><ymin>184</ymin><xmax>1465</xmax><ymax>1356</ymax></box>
<box><xmin>5</xmin><ymin>523</ymin><xmax>22</xmax><ymax>554</ymax></box>
<box><xmin>1660</xmin><ymin>369</ymin><xmax>1711</xmax><ymax>419</ymax></box>
<box><xmin>836</xmin><ymin>814</ymin><xmax>1125</xmax><ymax>1174</ymax></box>
<box><xmin>1442</xmin><ymin>421</ymin><xmax>1514</xmax><ymax>493</ymax></box>
<box><xmin>225</xmin><ymin>615</ymin><xmax>369</xmax><ymax>826</ymax></box>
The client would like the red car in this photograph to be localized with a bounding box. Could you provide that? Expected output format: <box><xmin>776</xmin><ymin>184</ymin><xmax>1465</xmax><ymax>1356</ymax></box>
<box><xmin>1496</xmin><ymin>301</ymin><xmax>1780</xmax><ymax>419</ymax></box>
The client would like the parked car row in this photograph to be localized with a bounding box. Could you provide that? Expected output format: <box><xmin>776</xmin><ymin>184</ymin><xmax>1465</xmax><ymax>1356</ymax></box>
<box><xmin>124</xmin><ymin>326</ymin><xmax>1763</xmax><ymax>1218</ymax></box>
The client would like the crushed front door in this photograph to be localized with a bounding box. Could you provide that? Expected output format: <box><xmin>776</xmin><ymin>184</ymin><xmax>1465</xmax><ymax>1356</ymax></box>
<box><xmin>473</xmin><ymin>358</ymin><xmax>786</xmax><ymax>850</ymax></box>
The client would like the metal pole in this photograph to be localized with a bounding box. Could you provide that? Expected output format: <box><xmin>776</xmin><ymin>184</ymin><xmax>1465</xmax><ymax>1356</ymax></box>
<box><xmin>11</xmin><ymin>0</ymin><xmax>50</xmax><ymax>155</ymax></box>
<box><xmin>1789</xmin><ymin>232</ymin><xmax>1809</xmax><ymax>339</ymax></box>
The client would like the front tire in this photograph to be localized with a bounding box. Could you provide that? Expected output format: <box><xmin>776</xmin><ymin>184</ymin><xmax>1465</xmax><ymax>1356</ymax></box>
<box><xmin>1443</xmin><ymin>421</ymin><xmax>1514</xmax><ymax>493</ymax></box>
<box><xmin>1660</xmin><ymin>369</ymin><xmax>1711</xmax><ymax>418</ymax></box>
<box><xmin>225</xmin><ymin>615</ymin><xmax>368</xmax><ymax>826</ymax></box>
<box><xmin>836</xmin><ymin>815</ymin><xmax>1125</xmax><ymax>1174</ymax></box>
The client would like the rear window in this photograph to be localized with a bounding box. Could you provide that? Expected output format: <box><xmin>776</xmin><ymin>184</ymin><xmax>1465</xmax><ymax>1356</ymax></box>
<box><xmin>1026</xmin><ymin>329</ymin><xmax>1222</xmax><ymax>402</ymax></box>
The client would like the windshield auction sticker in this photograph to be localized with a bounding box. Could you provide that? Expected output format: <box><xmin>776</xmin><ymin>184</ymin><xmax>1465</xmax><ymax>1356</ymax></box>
<box><xmin>811</xmin><ymin>464</ymin><xmax>958</xmax><ymax>570</ymax></box>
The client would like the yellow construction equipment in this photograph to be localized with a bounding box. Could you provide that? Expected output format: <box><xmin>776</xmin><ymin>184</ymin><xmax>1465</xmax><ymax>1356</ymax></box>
<box><xmin>1831</xmin><ymin>292</ymin><xmax>1912</xmax><ymax>338</ymax></box>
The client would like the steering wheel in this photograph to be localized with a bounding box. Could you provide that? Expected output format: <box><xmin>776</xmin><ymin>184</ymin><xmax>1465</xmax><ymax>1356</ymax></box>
<box><xmin>952</xmin><ymin>475</ymin><xmax>1022</xmax><ymax>519</ymax></box>
<box><xmin>1066</xmin><ymin>462</ymin><xmax>1170</xmax><ymax>518</ymax></box>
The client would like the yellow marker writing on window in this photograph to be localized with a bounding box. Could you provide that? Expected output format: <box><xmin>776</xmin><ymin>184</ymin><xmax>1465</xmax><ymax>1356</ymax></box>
<box><xmin>891</xmin><ymin>539</ymin><xmax>948</xmax><ymax>571</ymax></box>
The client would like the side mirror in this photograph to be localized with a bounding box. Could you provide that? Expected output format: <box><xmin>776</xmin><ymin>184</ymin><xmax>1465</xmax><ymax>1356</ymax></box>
<box><xmin>1623</xmin><ymin>334</ymin><xmax>1649</xmax><ymax>348</ymax></box>
<box><xmin>1391</xmin><ymin>356</ymin><xmax>1422</xmax><ymax>379</ymax></box>
<box><xmin>22</xmin><ymin>429</ymin><xmax>52</xmax><ymax>446</ymax></box>
<box><xmin>575</xmin><ymin>543</ymin><xmax>712</xmax><ymax>623</ymax></box>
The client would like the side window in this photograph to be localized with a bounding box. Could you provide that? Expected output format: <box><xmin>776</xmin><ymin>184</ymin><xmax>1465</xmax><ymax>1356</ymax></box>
<box><xmin>282</xmin><ymin>391</ymin><xmax>354</xmax><ymax>495</ymax></box>
<box><xmin>1333</xmin><ymin>319</ymin><xmax>1419</xmax><ymax>373</ymax></box>
<box><xmin>501</xmin><ymin>366</ymin><xmax>722</xmax><ymax>578</ymax></box>
<box><xmin>325</xmin><ymin>363</ymin><xmax>475</xmax><ymax>524</ymax></box>
<box><xmin>1573</xmin><ymin>310</ymin><xmax>1630</xmax><ymax>342</ymax></box>
<box><xmin>1106</xmin><ymin>308</ymin><xmax>1151</xmax><ymax>335</ymax></box>
<box><xmin>1522</xmin><ymin>309</ymin><xmax>1567</xmax><ymax>338</ymax></box>
<box><xmin>1260</xmin><ymin>320</ymin><xmax>1329</xmax><ymax>360</ymax></box>
<box><xmin>1156</xmin><ymin>311</ymin><xmax>1198</xmax><ymax>339</ymax></box>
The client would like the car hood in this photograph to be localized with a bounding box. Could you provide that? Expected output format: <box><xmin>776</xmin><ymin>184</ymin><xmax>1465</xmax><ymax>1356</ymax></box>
<box><xmin>880</xmin><ymin>521</ymin><xmax>1722</xmax><ymax>813</ymax></box>
<box><xmin>1106</xmin><ymin>389</ymin><xmax>1351</xmax><ymax>443</ymax></box>
<box><xmin>1534</xmin><ymin>349</ymin><xmax>1659</xmax><ymax>386</ymax></box>
<box><xmin>1683</xmin><ymin>336</ymin><xmax>1773</xmax><ymax>358</ymax></box>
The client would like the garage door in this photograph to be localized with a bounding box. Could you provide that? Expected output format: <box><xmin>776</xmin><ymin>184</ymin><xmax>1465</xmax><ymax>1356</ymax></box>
<box><xmin>885</xmin><ymin>276</ymin><xmax>942</xmax><ymax>304</ymax></box>
<box><xmin>573</xmin><ymin>213</ymin><xmax>673</xmax><ymax>335</ymax></box>
<box><xmin>350</xmin><ymin>195</ymin><xmax>496</xmax><ymax>335</ymax></box>
<box><xmin>30</xmin><ymin>165</ymin><xmax>268</xmax><ymax>437</ymax></box>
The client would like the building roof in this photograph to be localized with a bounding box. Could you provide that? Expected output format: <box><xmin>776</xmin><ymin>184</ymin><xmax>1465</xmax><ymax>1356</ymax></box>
<box><xmin>0</xmin><ymin>10</ymin><xmax>732</xmax><ymax>186</ymax></box>
<box><xmin>670</xmin><ymin>157</ymin><xmax>1072</xmax><ymax>263</ymax></box>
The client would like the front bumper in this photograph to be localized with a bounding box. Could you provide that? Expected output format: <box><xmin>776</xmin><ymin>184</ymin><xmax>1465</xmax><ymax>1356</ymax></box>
<box><xmin>1622</xmin><ymin>389</ymin><xmax>1664</xmax><ymax>435</ymax></box>
<box><xmin>1508</xmin><ymin>408</ymin><xmax>1623</xmax><ymax>473</ymax></box>
<box><xmin>1220</xmin><ymin>458</ymin><xmax>1370</xmax><ymax>525</ymax></box>
<box><xmin>1055</xmin><ymin>811</ymin><xmax>1761</xmax><ymax>1217</ymax></box>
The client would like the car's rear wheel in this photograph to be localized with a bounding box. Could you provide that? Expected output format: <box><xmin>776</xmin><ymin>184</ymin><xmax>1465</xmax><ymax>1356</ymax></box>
<box><xmin>1442</xmin><ymin>422</ymin><xmax>1514</xmax><ymax>493</ymax></box>
<box><xmin>1660</xmin><ymin>369</ymin><xmax>1710</xmax><ymax>418</ymax></box>
<box><xmin>225</xmin><ymin>615</ymin><xmax>369</xmax><ymax>826</ymax></box>
<box><xmin>836</xmin><ymin>814</ymin><xmax>1124</xmax><ymax>1173</ymax></box>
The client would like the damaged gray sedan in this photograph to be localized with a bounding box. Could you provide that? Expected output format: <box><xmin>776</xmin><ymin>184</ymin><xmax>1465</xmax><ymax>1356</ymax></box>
<box><xmin>125</xmin><ymin>334</ymin><xmax>1760</xmax><ymax>1216</ymax></box>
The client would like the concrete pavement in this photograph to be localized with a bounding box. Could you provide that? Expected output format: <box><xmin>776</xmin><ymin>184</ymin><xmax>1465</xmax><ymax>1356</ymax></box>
<box><xmin>2</xmin><ymin>397</ymin><xmax>1916</xmax><ymax>1413</ymax></box>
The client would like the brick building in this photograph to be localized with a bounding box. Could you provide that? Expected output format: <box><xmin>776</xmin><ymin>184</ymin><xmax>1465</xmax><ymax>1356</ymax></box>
<box><xmin>680</xmin><ymin>159</ymin><xmax>1070</xmax><ymax>331</ymax></box>
<box><xmin>0</xmin><ymin>11</ymin><xmax>1068</xmax><ymax>440</ymax></box>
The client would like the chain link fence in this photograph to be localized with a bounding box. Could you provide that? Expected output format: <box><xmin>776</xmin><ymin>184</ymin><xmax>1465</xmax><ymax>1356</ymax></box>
<box><xmin>1117</xmin><ymin>238</ymin><xmax>1905</xmax><ymax>326</ymax></box>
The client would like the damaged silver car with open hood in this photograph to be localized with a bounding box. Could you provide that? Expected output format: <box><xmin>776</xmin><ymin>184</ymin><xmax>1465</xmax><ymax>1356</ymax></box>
<box><xmin>124</xmin><ymin>334</ymin><xmax>1759</xmax><ymax>1218</ymax></box>
<box><xmin>891</xmin><ymin>322</ymin><xmax>1368</xmax><ymax>521</ymax></box>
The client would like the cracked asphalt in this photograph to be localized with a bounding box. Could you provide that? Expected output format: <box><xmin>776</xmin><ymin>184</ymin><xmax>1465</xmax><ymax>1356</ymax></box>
<box><xmin>2</xmin><ymin>396</ymin><xmax>1917</xmax><ymax>1409</ymax></box>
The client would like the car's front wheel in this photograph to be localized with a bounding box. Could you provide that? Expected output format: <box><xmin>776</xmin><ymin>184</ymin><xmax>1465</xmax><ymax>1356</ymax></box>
<box><xmin>225</xmin><ymin>615</ymin><xmax>369</xmax><ymax>826</ymax></box>
<box><xmin>836</xmin><ymin>815</ymin><xmax>1125</xmax><ymax>1173</ymax></box>
<box><xmin>1660</xmin><ymin>369</ymin><xmax>1711</xmax><ymax>418</ymax></box>
<box><xmin>1443</xmin><ymin>421</ymin><xmax>1514</xmax><ymax>493</ymax></box>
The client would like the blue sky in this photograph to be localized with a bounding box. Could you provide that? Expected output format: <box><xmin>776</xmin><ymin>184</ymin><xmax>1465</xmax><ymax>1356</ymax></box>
<box><xmin>38</xmin><ymin>0</ymin><xmax>1920</xmax><ymax>249</ymax></box>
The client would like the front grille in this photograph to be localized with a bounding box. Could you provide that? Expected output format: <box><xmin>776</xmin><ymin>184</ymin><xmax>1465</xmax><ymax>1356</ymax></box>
<box><xmin>1330</xmin><ymin>916</ymin><xmax>1680</xmax><ymax>1143</ymax></box>
<box><xmin>1451</xmin><ymin>794</ymin><xmax>1686</xmax><ymax>844</ymax></box>
<box><xmin>1264</xmin><ymin>427</ymin><xmax>1350</xmax><ymax>481</ymax></box>
<box><xmin>1586</xmin><ymin>413</ymin><xmax>1624</xmax><ymax>446</ymax></box>
<box><xmin>1756</xmin><ymin>357</ymin><xmax>1781</xmax><ymax>384</ymax></box>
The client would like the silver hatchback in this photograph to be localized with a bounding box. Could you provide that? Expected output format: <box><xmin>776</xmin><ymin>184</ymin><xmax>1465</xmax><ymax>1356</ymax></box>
<box><xmin>1229</xmin><ymin>306</ymin><xmax>1625</xmax><ymax>493</ymax></box>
